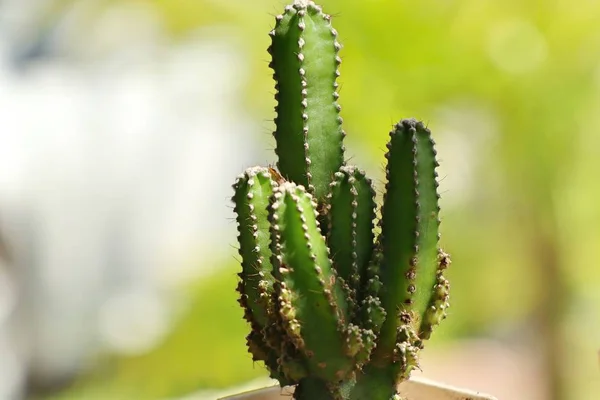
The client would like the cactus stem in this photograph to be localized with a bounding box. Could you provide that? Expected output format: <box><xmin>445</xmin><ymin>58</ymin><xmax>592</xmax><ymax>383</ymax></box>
<box><xmin>269</xmin><ymin>182</ymin><xmax>353</xmax><ymax>381</ymax></box>
<box><xmin>270</xmin><ymin>2</ymin><xmax>345</xmax><ymax>200</ymax></box>
<box><xmin>373</xmin><ymin>119</ymin><xmax>441</xmax><ymax>366</ymax></box>
<box><xmin>234</xmin><ymin>2</ymin><xmax>449</xmax><ymax>397</ymax></box>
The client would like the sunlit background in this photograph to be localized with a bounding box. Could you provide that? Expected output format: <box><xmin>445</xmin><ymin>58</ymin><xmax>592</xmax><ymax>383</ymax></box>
<box><xmin>0</xmin><ymin>0</ymin><xmax>599</xmax><ymax>399</ymax></box>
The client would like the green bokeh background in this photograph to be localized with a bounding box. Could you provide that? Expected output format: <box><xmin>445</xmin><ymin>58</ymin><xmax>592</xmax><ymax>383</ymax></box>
<box><xmin>37</xmin><ymin>0</ymin><xmax>600</xmax><ymax>399</ymax></box>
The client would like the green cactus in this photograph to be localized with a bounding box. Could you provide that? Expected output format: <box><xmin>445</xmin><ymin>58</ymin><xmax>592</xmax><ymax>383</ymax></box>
<box><xmin>232</xmin><ymin>1</ymin><xmax>450</xmax><ymax>399</ymax></box>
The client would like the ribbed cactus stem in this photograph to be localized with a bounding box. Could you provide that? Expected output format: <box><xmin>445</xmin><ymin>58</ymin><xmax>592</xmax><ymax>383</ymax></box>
<box><xmin>269</xmin><ymin>182</ymin><xmax>352</xmax><ymax>381</ymax></box>
<box><xmin>374</xmin><ymin>119</ymin><xmax>442</xmax><ymax>364</ymax></box>
<box><xmin>233</xmin><ymin>167</ymin><xmax>277</xmax><ymax>325</ymax></box>
<box><xmin>326</xmin><ymin>166</ymin><xmax>376</xmax><ymax>290</ymax></box>
<box><xmin>270</xmin><ymin>0</ymin><xmax>345</xmax><ymax>201</ymax></box>
<box><xmin>232</xmin><ymin>167</ymin><xmax>281</xmax><ymax>376</ymax></box>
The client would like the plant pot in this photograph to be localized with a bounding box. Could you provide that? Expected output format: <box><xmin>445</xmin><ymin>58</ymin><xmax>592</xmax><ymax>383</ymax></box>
<box><xmin>219</xmin><ymin>376</ymin><xmax>498</xmax><ymax>400</ymax></box>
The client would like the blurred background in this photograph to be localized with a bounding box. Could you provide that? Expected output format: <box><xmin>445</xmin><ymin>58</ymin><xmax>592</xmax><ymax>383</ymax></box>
<box><xmin>0</xmin><ymin>0</ymin><xmax>598</xmax><ymax>399</ymax></box>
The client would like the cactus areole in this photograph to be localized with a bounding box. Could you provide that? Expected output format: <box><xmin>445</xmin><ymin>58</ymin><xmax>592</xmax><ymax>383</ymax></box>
<box><xmin>232</xmin><ymin>1</ymin><xmax>450</xmax><ymax>399</ymax></box>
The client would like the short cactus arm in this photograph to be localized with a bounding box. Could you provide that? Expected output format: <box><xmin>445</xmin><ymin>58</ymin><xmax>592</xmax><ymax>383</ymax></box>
<box><xmin>326</xmin><ymin>166</ymin><xmax>376</xmax><ymax>294</ymax></box>
<box><xmin>270</xmin><ymin>0</ymin><xmax>345</xmax><ymax>200</ymax></box>
<box><xmin>269</xmin><ymin>182</ymin><xmax>352</xmax><ymax>381</ymax></box>
<box><xmin>374</xmin><ymin>119</ymin><xmax>442</xmax><ymax>362</ymax></box>
<box><xmin>233</xmin><ymin>167</ymin><xmax>278</xmax><ymax>326</ymax></box>
<box><xmin>232</xmin><ymin>167</ymin><xmax>281</xmax><ymax>373</ymax></box>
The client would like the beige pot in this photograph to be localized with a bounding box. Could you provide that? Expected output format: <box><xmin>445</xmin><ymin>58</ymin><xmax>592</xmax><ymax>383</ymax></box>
<box><xmin>219</xmin><ymin>376</ymin><xmax>498</xmax><ymax>400</ymax></box>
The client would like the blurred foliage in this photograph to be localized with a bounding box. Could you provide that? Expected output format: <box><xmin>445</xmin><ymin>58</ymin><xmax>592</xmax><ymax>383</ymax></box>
<box><xmin>53</xmin><ymin>264</ymin><xmax>264</xmax><ymax>399</ymax></box>
<box><xmin>105</xmin><ymin>265</ymin><xmax>260</xmax><ymax>393</ymax></box>
<box><xmin>43</xmin><ymin>0</ymin><xmax>600</xmax><ymax>399</ymax></box>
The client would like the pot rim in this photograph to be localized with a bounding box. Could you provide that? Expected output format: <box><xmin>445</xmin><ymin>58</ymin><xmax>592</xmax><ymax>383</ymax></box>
<box><xmin>219</xmin><ymin>376</ymin><xmax>498</xmax><ymax>400</ymax></box>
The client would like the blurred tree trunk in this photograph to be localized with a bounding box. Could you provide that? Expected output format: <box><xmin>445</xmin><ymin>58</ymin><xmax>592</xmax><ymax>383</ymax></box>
<box><xmin>528</xmin><ymin>207</ymin><xmax>568</xmax><ymax>400</ymax></box>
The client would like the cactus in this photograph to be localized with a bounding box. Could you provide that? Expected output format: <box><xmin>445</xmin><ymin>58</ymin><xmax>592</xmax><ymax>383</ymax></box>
<box><xmin>232</xmin><ymin>1</ymin><xmax>450</xmax><ymax>399</ymax></box>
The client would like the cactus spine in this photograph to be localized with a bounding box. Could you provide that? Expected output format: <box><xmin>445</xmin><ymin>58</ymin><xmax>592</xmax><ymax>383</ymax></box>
<box><xmin>233</xmin><ymin>1</ymin><xmax>450</xmax><ymax>399</ymax></box>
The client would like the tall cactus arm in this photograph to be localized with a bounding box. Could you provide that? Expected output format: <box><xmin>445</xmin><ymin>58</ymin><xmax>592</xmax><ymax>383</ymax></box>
<box><xmin>270</xmin><ymin>0</ymin><xmax>345</xmax><ymax>201</ymax></box>
<box><xmin>373</xmin><ymin>119</ymin><xmax>441</xmax><ymax>363</ymax></box>
<box><xmin>269</xmin><ymin>182</ymin><xmax>352</xmax><ymax>381</ymax></box>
